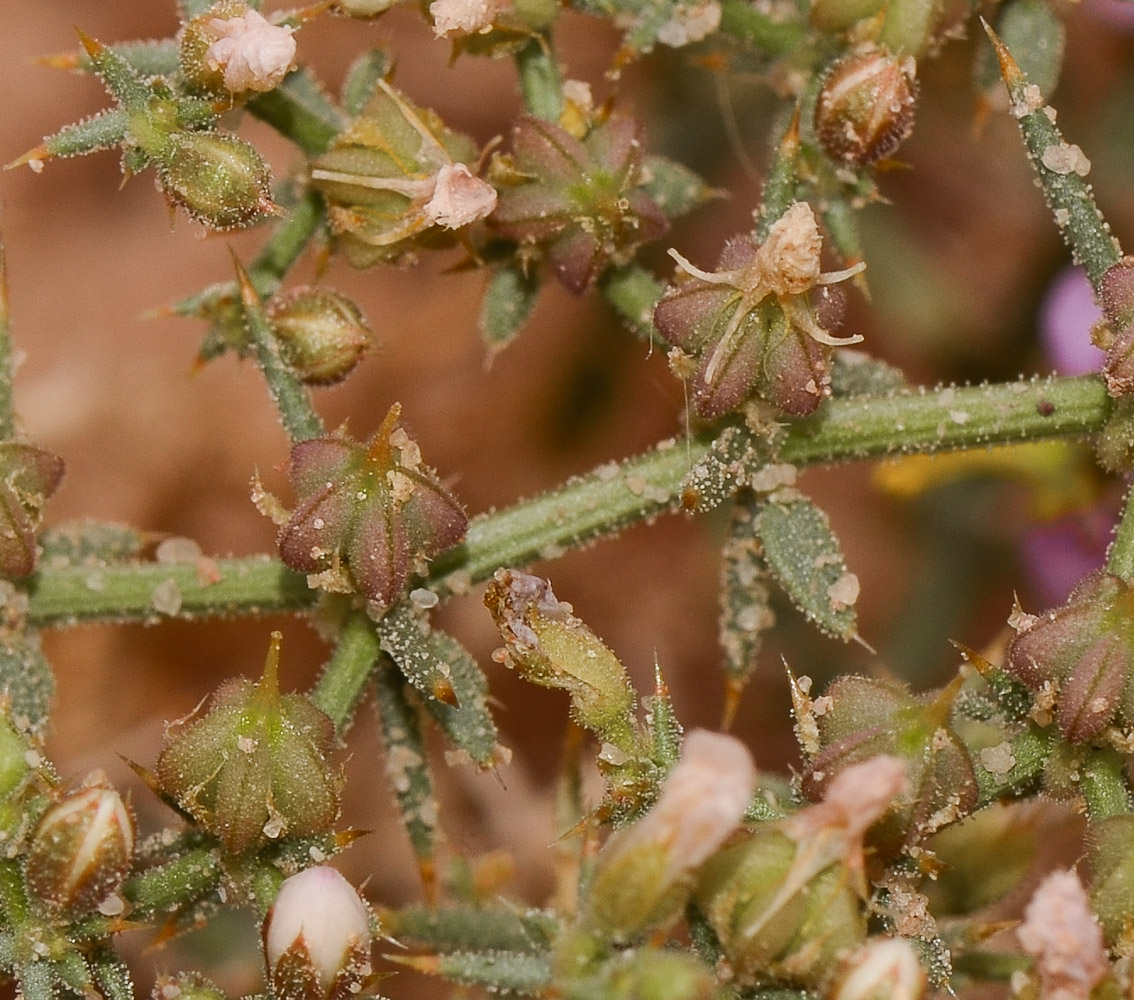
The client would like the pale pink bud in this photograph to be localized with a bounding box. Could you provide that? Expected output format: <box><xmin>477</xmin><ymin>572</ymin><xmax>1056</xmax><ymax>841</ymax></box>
<box><xmin>787</xmin><ymin>754</ymin><xmax>907</xmax><ymax>843</ymax></box>
<box><xmin>265</xmin><ymin>866</ymin><xmax>372</xmax><ymax>1000</ymax></box>
<box><xmin>424</xmin><ymin>164</ymin><xmax>498</xmax><ymax>230</ymax></box>
<box><xmin>429</xmin><ymin>0</ymin><xmax>509</xmax><ymax>36</ymax></box>
<box><xmin>205</xmin><ymin>10</ymin><xmax>297</xmax><ymax>94</ymax></box>
<box><xmin>1017</xmin><ymin>870</ymin><xmax>1109</xmax><ymax>1000</ymax></box>
<box><xmin>829</xmin><ymin>938</ymin><xmax>927</xmax><ymax>1000</ymax></box>
<box><xmin>591</xmin><ymin>729</ymin><xmax>757</xmax><ymax>932</ymax></box>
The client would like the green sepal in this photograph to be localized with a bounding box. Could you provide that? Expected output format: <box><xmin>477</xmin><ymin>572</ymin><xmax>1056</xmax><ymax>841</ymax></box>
<box><xmin>756</xmin><ymin>493</ymin><xmax>859</xmax><ymax>640</ymax></box>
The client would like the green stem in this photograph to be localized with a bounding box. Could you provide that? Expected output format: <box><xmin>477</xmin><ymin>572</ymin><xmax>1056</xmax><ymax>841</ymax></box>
<box><xmin>1107</xmin><ymin>482</ymin><xmax>1134</xmax><ymax>581</ymax></box>
<box><xmin>22</xmin><ymin>376</ymin><xmax>1112</xmax><ymax>627</ymax></box>
<box><xmin>311</xmin><ymin>610</ymin><xmax>382</xmax><ymax>732</ymax></box>
<box><xmin>234</xmin><ymin>255</ymin><xmax>324</xmax><ymax>443</ymax></box>
<box><xmin>0</xmin><ymin>244</ymin><xmax>15</xmax><ymax>440</ymax></box>
<box><xmin>24</xmin><ymin>556</ymin><xmax>311</xmax><ymax>627</ymax></box>
<box><xmin>515</xmin><ymin>37</ymin><xmax>563</xmax><ymax>122</ymax></box>
<box><xmin>1081</xmin><ymin>749</ymin><xmax>1132</xmax><ymax>819</ymax></box>
<box><xmin>121</xmin><ymin>846</ymin><xmax>222</xmax><ymax>915</ymax></box>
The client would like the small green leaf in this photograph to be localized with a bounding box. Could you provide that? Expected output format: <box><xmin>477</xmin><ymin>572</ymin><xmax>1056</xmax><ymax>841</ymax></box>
<box><xmin>479</xmin><ymin>264</ymin><xmax>540</xmax><ymax>355</ymax></box>
<box><xmin>640</xmin><ymin>156</ymin><xmax>717</xmax><ymax>220</ymax></box>
<box><xmin>392</xmin><ymin>949</ymin><xmax>552</xmax><ymax>993</ymax></box>
<box><xmin>42</xmin><ymin>109</ymin><xmax>129</xmax><ymax>160</ymax></box>
<box><xmin>719</xmin><ymin>494</ymin><xmax>774</xmax><ymax>692</ymax></box>
<box><xmin>756</xmin><ymin>494</ymin><xmax>859</xmax><ymax>640</ymax></box>
<box><xmin>248</xmin><ymin>68</ymin><xmax>346</xmax><ymax>157</ymax></box>
<box><xmin>828</xmin><ymin>350</ymin><xmax>906</xmax><ymax>397</ymax></box>
<box><xmin>975</xmin><ymin>0</ymin><xmax>1064</xmax><ymax>103</ymax></box>
<box><xmin>601</xmin><ymin>264</ymin><xmax>665</xmax><ymax>342</ymax></box>
<box><xmin>342</xmin><ymin>49</ymin><xmax>393</xmax><ymax>118</ymax></box>
<box><xmin>88</xmin><ymin>948</ymin><xmax>134</xmax><ymax>1000</ymax></box>
<box><xmin>39</xmin><ymin>520</ymin><xmax>147</xmax><ymax>565</ymax></box>
<box><xmin>419</xmin><ymin>630</ymin><xmax>499</xmax><ymax>769</ymax></box>
<box><xmin>0</xmin><ymin>631</ymin><xmax>54</xmax><ymax>734</ymax></box>
<box><xmin>383</xmin><ymin>903</ymin><xmax>557</xmax><ymax>953</ymax></box>
<box><xmin>373</xmin><ymin>661</ymin><xmax>437</xmax><ymax>888</ymax></box>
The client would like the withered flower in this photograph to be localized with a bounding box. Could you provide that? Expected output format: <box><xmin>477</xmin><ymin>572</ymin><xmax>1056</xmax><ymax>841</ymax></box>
<box><xmin>654</xmin><ymin>202</ymin><xmax>864</xmax><ymax>418</ymax></box>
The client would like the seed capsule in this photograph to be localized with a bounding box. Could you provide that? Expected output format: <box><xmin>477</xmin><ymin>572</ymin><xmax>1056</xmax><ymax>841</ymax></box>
<box><xmin>158</xmin><ymin>130</ymin><xmax>276</xmax><ymax>230</ymax></box>
<box><xmin>267</xmin><ymin>288</ymin><xmax>372</xmax><ymax>386</ymax></box>
<box><xmin>814</xmin><ymin>48</ymin><xmax>918</xmax><ymax>166</ymax></box>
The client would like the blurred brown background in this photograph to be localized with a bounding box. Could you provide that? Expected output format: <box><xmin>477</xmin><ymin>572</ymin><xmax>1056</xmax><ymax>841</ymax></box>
<box><xmin>2</xmin><ymin>1</ymin><xmax>1134</xmax><ymax>993</ymax></box>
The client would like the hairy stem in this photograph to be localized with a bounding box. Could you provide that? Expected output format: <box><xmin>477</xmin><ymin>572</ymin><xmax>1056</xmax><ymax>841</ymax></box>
<box><xmin>24</xmin><ymin>376</ymin><xmax>1112</xmax><ymax>627</ymax></box>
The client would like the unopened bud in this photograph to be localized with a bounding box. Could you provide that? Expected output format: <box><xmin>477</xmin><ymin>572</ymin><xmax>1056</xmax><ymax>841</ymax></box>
<box><xmin>158</xmin><ymin>131</ymin><xmax>276</xmax><ymax>230</ymax></box>
<box><xmin>814</xmin><ymin>48</ymin><xmax>917</xmax><ymax>166</ymax></box>
<box><xmin>828</xmin><ymin>938</ymin><xmax>926</xmax><ymax>1000</ymax></box>
<box><xmin>267</xmin><ymin>288</ymin><xmax>372</xmax><ymax>386</ymax></box>
<box><xmin>26</xmin><ymin>771</ymin><xmax>134</xmax><ymax>914</ymax></box>
<box><xmin>204</xmin><ymin>9</ymin><xmax>296</xmax><ymax>93</ymax></box>
<box><xmin>587</xmin><ymin>729</ymin><xmax>757</xmax><ymax>937</ymax></box>
<box><xmin>156</xmin><ymin>633</ymin><xmax>341</xmax><ymax>853</ymax></box>
<box><xmin>265</xmin><ymin>866</ymin><xmax>373</xmax><ymax>1000</ymax></box>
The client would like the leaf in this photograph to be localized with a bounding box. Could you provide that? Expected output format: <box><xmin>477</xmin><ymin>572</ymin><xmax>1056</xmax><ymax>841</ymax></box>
<box><xmin>382</xmin><ymin>903</ymin><xmax>557</xmax><ymax>953</ymax></box>
<box><xmin>479</xmin><ymin>263</ymin><xmax>540</xmax><ymax>355</ymax></box>
<box><xmin>756</xmin><ymin>494</ymin><xmax>859</xmax><ymax>640</ymax></box>
<box><xmin>373</xmin><ymin>661</ymin><xmax>437</xmax><ymax>895</ymax></box>
<box><xmin>341</xmin><ymin>49</ymin><xmax>393</xmax><ymax>118</ymax></box>
<box><xmin>678</xmin><ymin>425</ymin><xmax>781</xmax><ymax>513</ymax></box>
<box><xmin>248</xmin><ymin>67</ymin><xmax>346</xmax><ymax>157</ymax></box>
<box><xmin>640</xmin><ymin>155</ymin><xmax>717</xmax><ymax>219</ymax></box>
<box><xmin>0</xmin><ymin>630</ymin><xmax>55</xmax><ymax>733</ymax></box>
<box><xmin>378</xmin><ymin>606</ymin><xmax>499</xmax><ymax>768</ymax></box>
<box><xmin>718</xmin><ymin>494</ymin><xmax>774</xmax><ymax>713</ymax></box>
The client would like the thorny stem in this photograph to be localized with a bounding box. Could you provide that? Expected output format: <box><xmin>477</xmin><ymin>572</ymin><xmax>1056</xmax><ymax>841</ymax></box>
<box><xmin>24</xmin><ymin>374</ymin><xmax>1111</xmax><ymax>628</ymax></box>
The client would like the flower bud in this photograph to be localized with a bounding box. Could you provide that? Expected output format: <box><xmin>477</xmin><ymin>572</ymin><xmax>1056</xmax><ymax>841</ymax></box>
<box><xmin>828</xmin><ymin>938</ymin><xmax>926</xmax><ymax>1000</ymax></box>
<box><xmin>267</xmin><ymin>288</ymin><xmax>372</xmax><ymax>386</ymax></box>
<box><xmin>694</xmin><ymin>827</ymin><xmax>866</xmax><ymax>986</ymax></box>
<box><xmin>484</xmin><ymin>570</ymin><xmax>637</xmax><ymax>745</ymax></box>
<box><xmin>814</xmin><ymin>48</ymin><xmax>918</xmax><ymax>166</ymax></box>
<box><xmin>264</xmin><ymin>866</ymin><xmax>373</xmax><ymax>1000</ymax></box>
<box><xmin>585</xmin><ymin>729</ymin><xmax>757</xmax><ymax>938</ymax></box>
<box><xmin>158</xmin><ymin>130</ymin><xmax>276</xmax><ymax>230</ymax></box>
<box><xmin>1005</xmin><ymin>570</ymin><xmax>1134</xmax><ymax>743</ymax></box>
<box><xmin>25</xmin><ymin>771</ymin><xmax>134</xmax><ymax>914</ymax></box>
<box><xmin>156</xmin><ymin>633</ymin><xmax>341</xmax><ymax>854</ymax></box>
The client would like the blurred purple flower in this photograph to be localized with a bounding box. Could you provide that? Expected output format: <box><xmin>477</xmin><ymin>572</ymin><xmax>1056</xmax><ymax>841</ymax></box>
<box><xmin>1024</xmin><ymin>267</ymin><xmax>1111</xmax><ymax>605</ymax></box>
<box><xmin>1039</xmin><ymin>267</ymin><xmax>1106</xmax><ymax>376</ymax></box>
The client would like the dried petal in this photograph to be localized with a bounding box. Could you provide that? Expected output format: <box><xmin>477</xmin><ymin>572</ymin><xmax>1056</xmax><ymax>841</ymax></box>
<box><xmin>205</xmin><ymin>9</ymin><xmax>296</xmax><ymax>93</ymax></box>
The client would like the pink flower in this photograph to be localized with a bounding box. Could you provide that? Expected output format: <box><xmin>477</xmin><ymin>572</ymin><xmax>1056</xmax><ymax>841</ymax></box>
<box><xmin>206</xmin><ymin>10</ymin><xmax>296</xmax><ymax>93</ymax></box>
<box><xmin>429</xmin><ymin>0</ymin><xmax>509</xmax><ymax>36</ymax></box>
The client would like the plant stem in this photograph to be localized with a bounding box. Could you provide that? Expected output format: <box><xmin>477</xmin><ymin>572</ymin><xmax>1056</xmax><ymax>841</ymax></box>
<box><xmin>311</xmin><ymin>610</ymin><xmax>382</xmax><ymax>731</ymax></box>
<box><xmin>1107</xmin><ymin>481</ymin><xmax>1134</xmax><ymax>581</ymax></box>
<box><xmin>24</xmin><ymin>376</ymin><xmax>1113</xmax><ymax>627</ymax></box>
<box><xmin>25</xmin><ymin>556</ymin><xmax>311</xmax><ymax>626</ymax></box>
<box><xmin>1081</xmin><ymin>749</ymin><xmax>1132</xmax><ymax>819</ymax></box>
